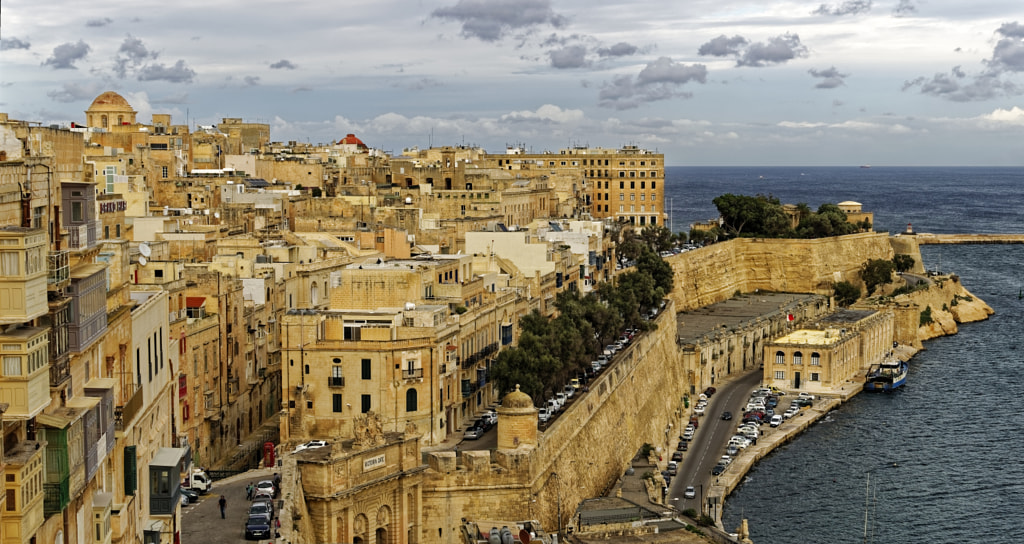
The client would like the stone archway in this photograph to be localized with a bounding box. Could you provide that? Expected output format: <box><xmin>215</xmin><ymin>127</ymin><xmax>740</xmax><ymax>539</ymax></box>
<box><xmin>376</xmin><ymin>505</ymin><xmax>392</xmax><ymax>544</ymax></box>
<box><xmin>353</xmin><ymin>513</ymin><xmax>369</xmax><ymax>544</ymax></box>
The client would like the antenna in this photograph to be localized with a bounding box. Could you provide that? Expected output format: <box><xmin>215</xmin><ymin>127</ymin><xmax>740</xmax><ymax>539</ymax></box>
<box><xmin>139</xmin><ymin>243</ymin><xmax>152</xmax><ymax>258</ymax></box>
<box><xmin>138</xmin><ymin>256</ymin><xmax>148</xmax><ymax>267</ymax></box>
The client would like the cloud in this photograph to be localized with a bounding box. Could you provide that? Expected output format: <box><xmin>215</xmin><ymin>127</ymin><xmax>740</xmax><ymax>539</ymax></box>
<box><xmin>596</xmin><ymin>42</ymin><xmax>638</xmax><ymax>58</ymax></box>
<box><xmin>808</xmin><ymin>66</ymin><xmax>849</xmax><ymax>88</ymax></box>
<box><xmin>244</xmin><ymin>76</ymin><xmax>260</xmax><ymax>86</ymax></box>
<box><xmin>988</xmin><ymin>22</ymin><xmax>1024</xmax><ymax>72</ymax></box>
<box><xmin>976</xmin><ymin>106</ymin><xmax>1024</xmax><ymax>125</ymax></box>
<box><xmin>114</xmin><ymin>35</ymin><xmax>158</xmax><ymax>78</ymax></box>
<box><xmin>137</xmin><ymin>60</ymin><xmax>196</xmax><ymax>83</ymax></box>
<box><xmin>737</xmin><ymin>34</ymin><xmax>808</xmax><ymax>67</ymax></box>
<box><xmin>549</xmin><ymin>45</ymin><xmax>588</xmax><ymax>69</ymax></box>
<box><xmin>270</xmin><ymin>59</ymin><xmax>297</xmax><ymax>70</ymax></box>
<box><xmin>43</xmin><ymin>40</ymin><xmax>91</xmax><ymax>69</ymax></box>
<box><xmin>893</xmin><ymin>0</ymin><xmax>916</xmax><ymax>16</ymax></box>
<box><xmin>432</xmin><ymin>0</ymin><xmax>567</xmax><ymax>42</ymax></box>
<box><xmin>598</xmin><ymin>57</ymin><xmax>707</xmax><ymax>110</ymax></box>
<box><xmin>501</xmin><ymin>104</ymin><xmax>584</xmax><ymax>123</ymax></box>
<box><xmin>697</xmin><ymin>35</ymin><xmax>749</xmax><ymax>57</ymax></box>
<box><xmin>46</xmin><ymin>81</ymin><xmax>106</xmax><ymax>103</ymax></box>
<box><xmin>813</xmin><ymin>0</ymin><xmax>872</xmax><ymax>16</ymax></box>
<box><xmin>402</xmin><ymin>78</ymin><xmax>443</xmax><ymax>91</ymax></box>
<box><xmin>1</xmin><ymin>37</ymin><xmax>31</xmax><ymax>51</ymax></box>
<box><xmin>86</xmin><ymin>17</ymin><xmax>113</xmax><ymax>27</ymax></box>
<box><xmin>151</xmin><ymin>92</ymin><xmax>190</xmax><ymax>105</ymax></box>
<box><xmin>292</xmin><ymin>86</ymin><xmax>313</xmax><ymax>93</ymax></box>
<box><xmin>902</xmin><ymin>68</ymin><xmax>1019</xmax><ymax>102</ymax></box>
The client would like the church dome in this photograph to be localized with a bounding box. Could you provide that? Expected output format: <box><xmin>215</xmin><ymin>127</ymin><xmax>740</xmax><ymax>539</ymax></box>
<box><xmin>338</xmin><ymin>133</ymin><xmax>368</xmax><ymax>149</ymax></box>
<box><xmin>88</xmin><ymin>92</ymin><xmax>134</xmax><ymax>111</ymax></box>
<box><xmin>501</xmin><ymin>384</ymin><xmax>534</xmax><ymax>410</ymax></box>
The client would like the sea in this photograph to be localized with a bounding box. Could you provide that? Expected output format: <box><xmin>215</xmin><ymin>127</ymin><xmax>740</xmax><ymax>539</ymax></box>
<box><xmin>662</xmin><ymin>167</ymin><xmax>1024</xmax><ymax>544</ymax></box>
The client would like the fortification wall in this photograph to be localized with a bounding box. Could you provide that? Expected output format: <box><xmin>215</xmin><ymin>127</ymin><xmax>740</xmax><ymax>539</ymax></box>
<box><xmin>900</xmin><ymin>274</ymin><xmax>993</xmax><ymax>341</ymax></box>
<box><xmin>668</xmin><ymin>232</ymin><xmax>894</xmax><ymax>311</ymax></box>
<box><xmin>420</xmin><ymin>305</ymin><xmax>684</xmax><ymax>534</ymax></box>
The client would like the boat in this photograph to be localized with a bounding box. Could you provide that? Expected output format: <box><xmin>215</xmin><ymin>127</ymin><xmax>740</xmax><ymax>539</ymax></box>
<box><xmin>864</xmin><ymin>357</ymin><xmax>908</xmax><ymax>392</ymax></box>
<box><xmin>860</xmin><ymin>165</ymin><xmax>871</xmax><ymax>169</ymax></box>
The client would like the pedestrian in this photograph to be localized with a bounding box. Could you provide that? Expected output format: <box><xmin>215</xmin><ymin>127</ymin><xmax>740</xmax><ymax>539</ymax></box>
<box><xmin>246</xmin><ymin>483</ymin><xmax>253</xmax><ymax>500</ymax></box>
<box><xmin>218</xmin><ymin>495</ymin><xmax>226</xmax><ymax>519</ymax></box>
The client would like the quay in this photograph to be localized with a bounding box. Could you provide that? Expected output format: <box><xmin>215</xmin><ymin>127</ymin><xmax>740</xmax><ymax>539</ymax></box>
<box><xmin>911</xmin><ymin>233</ymin><xmax>1024</xmax><ymax>244</ymax></box>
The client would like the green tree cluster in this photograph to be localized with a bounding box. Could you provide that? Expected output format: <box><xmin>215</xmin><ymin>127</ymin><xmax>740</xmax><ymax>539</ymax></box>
<box><xmin>489</xmin><ymin>246</ymin><xmax>673</xmax><ymax>403</ymax></box>
<box><xmin>711</xmin><ymin>194</ymin><xmax>866</xmax><ymax>239</ymax></box>
<box><xmin>861</xmin><ymin>259</ymin><xmax>896</xmax><ymax>294</ymax></box>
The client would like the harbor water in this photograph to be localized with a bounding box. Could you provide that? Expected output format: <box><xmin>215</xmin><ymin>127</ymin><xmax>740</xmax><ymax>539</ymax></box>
<box><xmin>663</xmin><ymin>167</ymin><xmax>1024</xmax><ymax>543</ymax></box>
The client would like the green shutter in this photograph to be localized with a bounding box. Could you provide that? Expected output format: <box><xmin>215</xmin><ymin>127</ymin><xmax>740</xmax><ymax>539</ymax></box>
<box><xmin>124</xmin><ymin>446</ymin><xmax>137</xmax><ymax>495</ymax></box>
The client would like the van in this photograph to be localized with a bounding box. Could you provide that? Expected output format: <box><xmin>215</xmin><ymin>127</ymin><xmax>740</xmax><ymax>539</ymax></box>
<box><xmin>183</xmin><ymin>469</ymin><xmax>211</xmax><ymax>494</ymax></box>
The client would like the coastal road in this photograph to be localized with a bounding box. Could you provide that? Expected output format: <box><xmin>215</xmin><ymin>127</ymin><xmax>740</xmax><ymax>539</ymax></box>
<box><xmin>671</xmin><ymin>367</ymin><xmax>763</xmax><ymax>513</ymax></box>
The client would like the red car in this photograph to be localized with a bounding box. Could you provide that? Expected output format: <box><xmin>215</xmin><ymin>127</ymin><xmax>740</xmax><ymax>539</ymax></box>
<box><xmin>703</xmin><ymin>387</ymin><xmax>717</xmax><ymax>397</ymax></box>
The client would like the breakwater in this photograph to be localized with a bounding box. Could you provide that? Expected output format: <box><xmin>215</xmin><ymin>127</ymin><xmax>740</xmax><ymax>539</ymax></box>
<box><xmin>912</xmin><ymin>233</ymin><xmax>1024</xmax><ymax>244</ymax></box>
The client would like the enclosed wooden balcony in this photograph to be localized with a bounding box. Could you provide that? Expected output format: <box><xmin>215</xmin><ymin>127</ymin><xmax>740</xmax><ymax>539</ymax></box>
<box><xmin>0</xmin><ymin>227</ymin><xmax>48</xmax><ymax>324</ymax></box>
<box><xmin>0</xmin><ymin>326</ymin><xmax>50</xmax><ymax>419</ymax></box>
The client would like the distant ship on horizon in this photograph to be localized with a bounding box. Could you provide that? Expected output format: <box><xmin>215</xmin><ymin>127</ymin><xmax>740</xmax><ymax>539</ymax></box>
<box><xmin>860</xmin><ymin>164</ymin><xmax>871</xmax><ymax>168</ymax></box>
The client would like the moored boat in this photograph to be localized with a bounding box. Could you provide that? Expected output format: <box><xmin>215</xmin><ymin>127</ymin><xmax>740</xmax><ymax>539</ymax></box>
<box><xmin>864</xmin><ymin>357</ymin><xmax>908</xmax><ymax>392</ymax></box>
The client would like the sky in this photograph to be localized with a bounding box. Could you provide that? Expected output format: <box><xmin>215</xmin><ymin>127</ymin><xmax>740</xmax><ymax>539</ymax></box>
<box><xmin>2</xmin><ymin>0</ymin><xmax>1024</xmax><ymax>166</ymax></box>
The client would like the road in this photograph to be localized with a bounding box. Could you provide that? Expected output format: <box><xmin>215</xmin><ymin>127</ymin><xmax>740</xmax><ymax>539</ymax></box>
<box><xmin>670</xmin><ymin>367</ymin><xmax>763</xmax><ymax>513</ymax></box>
<box><xmin>181</xmin><ymin>467</ymin><xmax>279</xmax><ymax>544</ymax></box>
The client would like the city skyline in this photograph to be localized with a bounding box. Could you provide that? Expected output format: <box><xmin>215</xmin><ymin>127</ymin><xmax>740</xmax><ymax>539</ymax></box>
<box><xmin>3</xmin><ymin>0</ymin><xmax>1024</xmax><ymax>166</ymax></box>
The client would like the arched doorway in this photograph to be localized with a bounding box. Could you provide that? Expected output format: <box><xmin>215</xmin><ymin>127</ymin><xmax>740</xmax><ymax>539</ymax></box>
<box><xmin>376</xmin><ymin>528</ymin><xmax>388</xmax><ymax>544</ymax></box>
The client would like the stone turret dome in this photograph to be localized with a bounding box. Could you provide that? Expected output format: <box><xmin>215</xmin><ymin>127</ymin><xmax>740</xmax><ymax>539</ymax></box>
<box><xmin>338</xmin><ymin>133</ymin><xmax>368</xmax><ymax>149</ymax></box>
<box><xmin>501</xmin><ymin>384</ymin><xmax>534</xmax><ymax>410</ymax></box>
<box><xmin>85</xmin><ymin>91</ymin><xmax>137</xmax><ymax>129</ymax></box>
<box><xmin>88</xmin><ymin>92</ymin><xmax>134</xmax><ymax>111</ymax></box>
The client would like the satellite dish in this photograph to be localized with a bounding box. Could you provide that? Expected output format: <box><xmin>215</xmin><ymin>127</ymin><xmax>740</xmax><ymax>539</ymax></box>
<box><xmin>214</xmin><ymin>212</ymin><xmax>220</xmax><ymax>219</ymax></box>
<box><xmin>138</xmin><ymin>256</ymin><xmax>148</xmax><ymax>266</ymax></box>
<box><xmin>139</xmin><ymin>243</ymin><xmax>152</xmax><ymax>258</ymax></box>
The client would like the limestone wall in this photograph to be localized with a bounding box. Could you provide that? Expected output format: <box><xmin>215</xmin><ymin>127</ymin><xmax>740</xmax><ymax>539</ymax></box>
<box><xmin>668</xmin><ymin>232</ymin><xmax>894</xmax><ymax>311</ymax></box>
<box><xmin>897</xmin><ymin>274</ymin><xmax>993</xmax><ymax>341</ymax></box>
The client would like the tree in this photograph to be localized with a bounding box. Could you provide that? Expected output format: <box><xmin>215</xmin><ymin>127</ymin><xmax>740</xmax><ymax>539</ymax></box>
<box><xmin>861</xmin><ymin>259</ymin><xmax>896</xmax><ymax>294</ymax></box>
<box><xmin>712</xmin><ymin>193</ymin><xmax>789</xmax><ymax>238</ymax></box>
<box><xmin>893</xmin><ymin>254</ymin><xmax>915</xmax><ymax>273</ymax></box>
<box><xmin>833</xmin><ymin>281</ymin><xmax>860</xmax><ymax>306</ymax></box>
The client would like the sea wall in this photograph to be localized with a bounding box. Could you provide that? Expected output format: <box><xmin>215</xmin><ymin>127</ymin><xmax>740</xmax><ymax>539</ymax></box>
<box><xmin>668</xmin><ymin>232</ymin><xmax>895</xmax><ymax>311</ymax></box>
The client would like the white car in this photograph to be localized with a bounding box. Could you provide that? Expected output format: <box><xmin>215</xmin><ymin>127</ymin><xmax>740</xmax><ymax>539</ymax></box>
<box><xmin>693</xmin><ymin>405</ymin><xmax>705</xmax><ymax>415</ymax></box>
<box><xmin>538</xmin><ymin>407</ymin><xmax>551</xmax><ymax>423</ymax></box>
<box><xmin>798</xmin><ymin>392</ymin><xmax>815</xmax><ymax>400</ymax></box>
<box><xmin>292</xmin><ymin>439</ymin><xmax>328</xmax><ymax>453</ymax></box>
<box><xmin>770</xmin><ymin>414</ymin><xmax>784</xmax><ymax>427</ymax></box>
<box><xmin>684</xmin><ymin>486</ymin><xmax>696</xmax><ymax>499</ymax></box>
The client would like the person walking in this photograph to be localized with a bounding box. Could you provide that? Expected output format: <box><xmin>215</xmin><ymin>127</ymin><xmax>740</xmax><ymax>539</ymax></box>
<box><xmin>246</xmin><ymin>483</ymin><xmax>253</xmax><ymax>500</ymax></box>
<box><xmin>218</xmin><ymin>495</ymin><xmax>226</xmax><ymax>519</ymax></box>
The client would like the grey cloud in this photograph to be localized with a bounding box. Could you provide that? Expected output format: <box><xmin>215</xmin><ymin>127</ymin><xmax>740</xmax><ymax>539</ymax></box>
<box><xmin>596</xmin><ymin>42</ymin><xmax>638</xmax><ymax>58</ymax></box>
<box><xmin>270</xmin><ymin>59</ymin><xmax>297</xmax><ymax>70</ymax></box>
<box><xmin>46</xmin><ymin>82</ymin><xmax>104</xmax><ymax>103</ymax></box>
<box><xmin>292</xmin><ymin>87</ymin><xmax>313</xmax><ymax>93</ymax></box>
<box><xmin>432</xmin><ymin>0</ymin><xmax>567</xmax><ymax>42</ymax></box>
<box><xmin>1</xmin><ymin>37</ymin><xmax>31</xmax><ymax>50</ymax></box>
<box><xmin>43</xmin><ymin>40</ymin><xmax>91</xmax><ymax>69</ymax></box>
<box><xmin>813</xmin><ymin>0</ymin><xmax>872</xmax><ymax>16</ymax></box>
<box><xmin>893</xmin><ymin>0</ymin><xmax>916</xmax><ymax>16</ymax></box>
<box><xmin>549</xmin><ymin>45</ymin><xmax>588</xmax><ymax>69</ymax></box>
<box><xmin>737</xmin><ymin>33</ymin><xmax>808</xmax><ymax>67</ymax></box>
<box><xmin>114</xmin><ymin>35</ymin><xmax>158</xmax><ymax>78</ymax></box>
<box><xmin>152</xmin><ymin>93</ymin><xmax>190</xmax><ymax>105</ymax></box>
<box><xmin>541</xmin><ymin>33</ymin><xmax>585</xmax><ymax>47</ymax></box>
<box><xmin>598</xmin><ymin>57</ymin><xmax>706</xmax><ymax>110</ymax></box>
<box><xmin>997</xmin><ymin>22</ymin><xmax>1024</xmax><ymax>39</ymax></box>
<box><xmin>809</xmin><ymin>66</ymin><xmax>849</xmax><ymax>88</ymax></box>
<box><xmin>697</xmin><ymin>35</ymin><xmax>748</xmax><ymax>57</ymax></box>
<box><xmin>406</xmin><ymin>78</ymin><xmax>443</xmax><ymax>90</ymax></box>
<box><xmin>903</xmin><ymin>68</ymin><xmax>1019</xmax><ymax>102</ymax></box>
<box><xmin>137</xmin><ymin>60</ymin><xmax>196</xmax><ymax>83</ymax></box>
<box><xmin>86</xmin><ymin>18</ymin><xmax>113</xmax><ymax>27</ymax></box>
<box><xmin>244</xmin><ymin>76</ymin><xmax>260</xmax><ymax>86</ymax></box>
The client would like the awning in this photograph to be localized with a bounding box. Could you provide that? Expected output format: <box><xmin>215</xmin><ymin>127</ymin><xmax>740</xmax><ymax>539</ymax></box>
<box><xmin>185</xmin><ymin>297</ymin><xmax>205</xmax><ymax>308</ymax></box>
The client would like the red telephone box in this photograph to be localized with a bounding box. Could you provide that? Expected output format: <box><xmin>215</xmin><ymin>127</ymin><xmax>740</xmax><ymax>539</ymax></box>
<box><xmin>263</xmin><ymin>442</ymin><xmax>275</xmax><ymax>468</ymax></box>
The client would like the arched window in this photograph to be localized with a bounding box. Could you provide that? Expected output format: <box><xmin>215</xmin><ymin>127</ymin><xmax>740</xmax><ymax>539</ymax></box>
<box><xmin>775</xmin><ymin>351</ymin><xmax>785</xmax><ymax>365</ymax></box>
<box><xmin>811</xmin><ymin>352</ymin><xmax>821</xmax><ymax>366</ymax></box>
<box><xmin>101</xmin><ymin>115</ymin><xmax>108</xmax><ymax>128</ymax></box>
<box><xmin>406</xmin><ymin>389</ymin><xmax>418</xmax><ymax>412</ymax></box>
<box><xmin>793</xmin><ymin>351</ymin><xmax>803</xmax><ymax>365</ymax></box>
<box><xmin>311</xmin><ymin>282</ymin><xmax>319</xmax><ymax>306</ymax></box>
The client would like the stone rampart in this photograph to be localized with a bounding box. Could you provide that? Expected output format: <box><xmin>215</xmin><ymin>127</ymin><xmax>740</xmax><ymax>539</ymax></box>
<box><xmin>668</xmin><ymin>232</ymin><xmax>894</xmax><ymax>311</ymax></box>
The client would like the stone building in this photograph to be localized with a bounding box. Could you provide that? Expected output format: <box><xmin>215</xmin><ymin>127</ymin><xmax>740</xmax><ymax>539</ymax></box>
<box><xmin>763</xmin><ymin>308</ymin><xmax>894</xmax><ymax>393</ymax></box>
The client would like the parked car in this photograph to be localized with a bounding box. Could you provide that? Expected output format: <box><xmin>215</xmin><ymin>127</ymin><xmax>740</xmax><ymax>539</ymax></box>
<box><xmin>252</xmin><ymin>497</ymin><xmax>274</xmax><ymax>518</ymax></box>
<box><xmin>245</xmin><ymin>515</ymin><xmax>272</xmax><ymax>540</ymax></box>
<box><xmin>292</xmin><ymin>439</ymin><xmax>328</xmax><ymax>454</ymax></box>
<box><xmin>676</xmin><ymin>440</ymin><xmax>688</xmax><ymax>451</ymax></box>
<box><xmin>555</xmin><ymin>392</ymin><xmax>568</xmax><ymax>407</ymax></box>
<box><xmin>671</xmin><ymin>451</ymin><xmax>683</xmax><ymax>462</ymax></box>
<box><xmin>693</xmin><ymin>405</ymin><xmax>705</xmax><ymax>415</ymax></box>
<box><xmin>726</xmin><ymin>445</ymin><xmax>740</xmax><ymax>457</ymax></box>
<box><xmin>703</xmin><ymin>387</ymin><xmax>717</xmax><ymax>397</ymax></box>
<box><xmin>783</xmin><ymin>408</ymin><xmax>799</xmax><ymax>419</ymax></box>
<box><xmin>684</xmin><ymin>486</ymin><xmax>696</xmax><ymax>499</ymax></box>
<box><xmin>720</xmin><ymin>455</ymin><xmax>732</xmax><ymax>466</ymax></box>
<box><xmin>711</xmin><ymin>464</ymin><xmax>727</xmax><ymax>475</ymax></box>
<box><xmin>689</xmin><ymin>416</ymin><xmax>700</xmax><ymax>429</ymax></box>
<box><xmin>563</xmin><ymin>384</ymin><xmax>575</xmax><ymax>399</ymax></box>
<box><xmin>721</xmin><ymin>411</ymin><xmax>732</xmax><ymax>421</ymax></box>
<box><xmin>481</xmin><ymin>410</ymin><xmax>498</xmax><ymax>426</ymax></box>
<box><xmin>538</xmin><ymin>407</ymin><xmax>551</xmax><ymax>423</ymax></box>
<box><xmin>798</xmin><ymin>392</ymin><xmax>815</xmax><ymax>401</ymax></box>
<box><xmin>248</xmin><ymin>502</ymin><xmax>273</xmax><ymax>523</ymax></box>
<box><xmin>463</xmin><ymin>426</ymin><xmax>484</xmax><ymax>440</ymax></box>
<box><xmin>256</xmin><ymin>480</ymin><xmax>277</xmax><ymax>498</ymax></box>
<box><xmin>570</xmin><ymin>378</ymin><xmax>581</xmax><ymax>390</ymax></box>
<box><xmin>668</xmin><ymin>461</ymin><xmax>678</xmax><ymax>476</ymax></box>
<box><xmin>475</xmin><ymin>417</ymin><xmax>492</xmax><ymax>431</ymax></box>
<box><xmin>180</xmin><ymin>487</ymin><xmax>198</xmax><ymax>504</ymax></box>
<box><xmin>770</xmin><ymin>415</ymin><xmax>784</xmax><ymax>427</ymax></box>
<box><xmin>682</xmin><ymin>430</ymin><xmax>694</xmax><ymax>441</ymax></box>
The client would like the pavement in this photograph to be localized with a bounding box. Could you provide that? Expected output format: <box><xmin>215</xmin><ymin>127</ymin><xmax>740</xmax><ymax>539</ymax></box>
<box><xmin>181</xmin><ymin>466</ymin><xmax>280</xmax><ymax>544</ymax></box>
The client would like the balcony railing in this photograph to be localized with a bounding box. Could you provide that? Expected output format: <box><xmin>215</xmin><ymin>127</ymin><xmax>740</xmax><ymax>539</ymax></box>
<box><xmin>49</xmin><ymin>356</ymin><xmax>71</xmax><ymax>388</ymax></box>
<box><xmin>48</xmin><ymin>250</ymin><xmax>70</xmax><ymax>289</ymax></box>
<box><xmin>115</xmin><ymin>385</ymin><xmax>143</xmax><ymax>431</ymax></box>
<box><xmin>401</xmin><ymin>368</ymin><xmax>423</xmax><ymax>380</ymax></box>
<box><xmin>327</xmin><ymin>376</ymin><xmax>345</xmax><ymax>388</ymax></box>
<box><xmin>68</xmin><ymin>224</ymin><xmax>89</xmax><ymax>251</ymax></box>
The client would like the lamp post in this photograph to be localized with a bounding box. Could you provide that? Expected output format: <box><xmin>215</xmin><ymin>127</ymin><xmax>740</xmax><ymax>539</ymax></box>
<box><xmin>553</xmin><ymin>472</ymin><xmax>562</xmax><ymax>537</ymax></box>
<box><xmin>698</xmin><ymin>483</ymin><xmax>704</xmax><ymax>516</ymax></box>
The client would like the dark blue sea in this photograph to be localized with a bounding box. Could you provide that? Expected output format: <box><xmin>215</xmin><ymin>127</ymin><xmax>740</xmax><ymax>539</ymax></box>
<box><xmin>663</xmin><ymin>167</ymin><xmax>1024</xmax><ymax>544</ymax></box>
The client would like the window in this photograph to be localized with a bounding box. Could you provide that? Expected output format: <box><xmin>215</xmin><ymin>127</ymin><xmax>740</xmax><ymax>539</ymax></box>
<box><xmin>619</xmin><ymin>205</ymin><xmax>624</xmax><ymax>212</ymax></box>
<box><xmin>775</xmin><ymin>370</ymin><xmax>786</xmax><ymax>380</ymax></box>
<box><xmin>630</xmin><ymin>194</ymin><xmax>635</xmax><ymax>201</ymax></box>
<box><xmin>630</xmin><ymin>181</ymin><xmax>635</xmax><ymax>189</ymax></box>
<box><xmin>5</xmin><ymin>489</ymin><xmax>14</xmax><ymax>511</ymax></box>
<box><xmin>793</xmin><ymin>352</ymin><xmax>803</xmax><ymax>365</ymax></box>
<box><xmin>810</xmin><ymin>373</ymin><xmax>820</xmax><ymax>381</ymax></box>
<box><xmin>652</xmin><ymin>181</ymin><xmax>657</xmax><ymax>189</ymax></box>
<box><xmin>619</xmin><ymin>193</ymin><xmax>624</xmax><ymax>201</ymax></box>
<box><xmin>361</xmin><ymin>394</ymin><xmax>371</xmax><ymax>413</ymax></box>
<box><xmin>641</xmin><ymin>181</ymin><xmax>645</xmax><ymax>189</ymax></box>
<box><xmin>406</xmin><ymin>389</ymin><xmax>418</xmax><ymax>412</ymax></box>
<box><xmin>811</xmin><ymin>352</ymin><xmax>821</xmax><ymax>365</ymax></box>
<box><xmin>155</xmin><ymin>269</ymin><xmax>164</xmax><ymax>278</ymax></box>
<box><xmin>161</xmin><ymin>166</ymin><xmax>168</xmax><ymax>178</ymax></box>
<box><xmin>333</xmin><ymin>394</ymin><xmax>343</xmax><ymax>412</ymax></box>
<box><xmin>361</xmin><ymin>359</ymin><xmax>371</xmax><ymax>380</ymax></box>
<box><xmin>72</xmin><ymin>202</ymin><xmax>83</xmax><ymax>222</ymax></box>
<box><xmin>3</xmin><ymin>356</ymin><xmax>21</xmax><ymax>376</ymax></box>
<box><xmin>775</xmin><ymin>351</ymin><xmax>785</xmax><ymax>365</ymax></box>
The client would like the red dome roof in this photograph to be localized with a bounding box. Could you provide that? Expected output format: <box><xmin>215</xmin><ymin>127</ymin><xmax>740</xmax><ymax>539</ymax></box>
<box><xmin>338</xmin><ymin>133</ymin><xmax>367</xmax><ymax>148</ymax></box>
